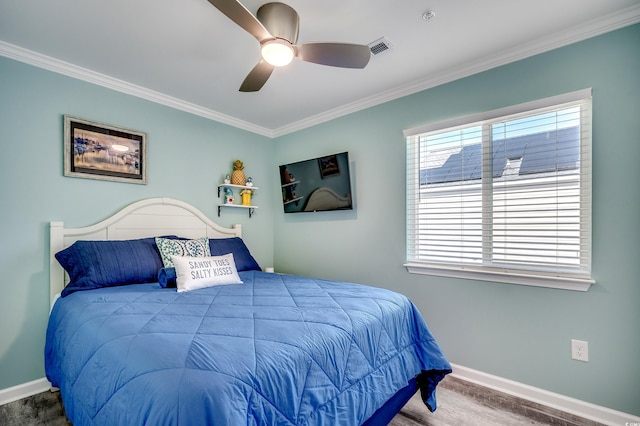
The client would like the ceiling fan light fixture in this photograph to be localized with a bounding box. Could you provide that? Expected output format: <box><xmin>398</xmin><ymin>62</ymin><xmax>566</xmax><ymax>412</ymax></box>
<box><xmin>261</xmin><ymin>39</ymin><xmax>295</xmax><ymax>67</ymax></box>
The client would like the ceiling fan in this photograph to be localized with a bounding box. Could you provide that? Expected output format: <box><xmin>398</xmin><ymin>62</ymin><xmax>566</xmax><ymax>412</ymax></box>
<box><xmin>206</xmin><ymin>1</ymin><xmax>371</xmax><ymax>92</ymax></box>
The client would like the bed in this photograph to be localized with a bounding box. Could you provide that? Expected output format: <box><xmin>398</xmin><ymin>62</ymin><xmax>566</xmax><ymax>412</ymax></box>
<box><xmin>45</xmin><ymin>198</ymin><xmax>451</xmax><ymax>425</ymax></box>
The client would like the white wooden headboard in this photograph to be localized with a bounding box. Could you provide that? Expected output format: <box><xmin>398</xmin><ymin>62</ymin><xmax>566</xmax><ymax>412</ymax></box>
<box><xmin>49</xmin><ymin>197</ymin><xmax>241</xmax><ymax>305</ymax></box>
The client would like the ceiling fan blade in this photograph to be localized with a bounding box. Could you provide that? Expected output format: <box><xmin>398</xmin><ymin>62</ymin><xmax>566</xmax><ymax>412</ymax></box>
<box><xmin>239</xmin><ymin>60</ymin><xmax>275</xmax><ymax>92</ymax></box>
<box><xmin>206</xmin><ymin>0</ymin><xmax>272</xmax><ymax>42</ymax></box>
<box><xmin>297</xmin><ymin>43</ymin><xmax>371</xmax><ymax>69</ymax></box>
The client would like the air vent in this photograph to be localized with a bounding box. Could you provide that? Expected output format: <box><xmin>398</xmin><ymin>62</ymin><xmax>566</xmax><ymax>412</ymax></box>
<box><xmin>368</xmin><ymin>37</ymin><xmax>394</xmax><ymax>56</ymax></box>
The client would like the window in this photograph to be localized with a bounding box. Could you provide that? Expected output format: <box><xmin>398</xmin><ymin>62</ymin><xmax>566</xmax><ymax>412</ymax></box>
<box><xmin>404</xmin><ymin>89</ymin><xmax>593</xmax><ymax>291</ymax></box>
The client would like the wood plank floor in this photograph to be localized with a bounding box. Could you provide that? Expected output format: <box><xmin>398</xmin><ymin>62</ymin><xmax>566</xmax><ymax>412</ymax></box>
<box><xmin>390</xmin><ymin>376</ymin><xmax>602</xmax><ymax>425</ymax></box>
<box><xmin>0</xmin><ymin>375</ymin><xmax>602</xmax><ymax>425</ymax></box>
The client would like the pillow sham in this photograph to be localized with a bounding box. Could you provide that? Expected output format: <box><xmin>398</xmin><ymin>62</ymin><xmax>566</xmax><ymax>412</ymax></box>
<box><xmin>155</xmin><ymin>237</ymin><xmax>210</xmax><ymax>268</ymax></box>
<box><xmin>56</xmin><ymin>237</ymin><xmax>165</xmax><ymax>297</ymax></box>
<box><xmin>208</xmin><ymin>237</ymin><xmax>261</xmax><ymax>272</ymax></box>
<box><xmin>172</xmin><ymin>253</ymin><xmax>243</xmax><ymax>292</ymax></box>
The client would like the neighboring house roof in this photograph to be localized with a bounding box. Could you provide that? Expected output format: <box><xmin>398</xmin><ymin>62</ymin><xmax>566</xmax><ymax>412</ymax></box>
<box><xmin>421</xmin><ymin>126</ymin><xmax>580</xmax><ymax>185</ymax></box>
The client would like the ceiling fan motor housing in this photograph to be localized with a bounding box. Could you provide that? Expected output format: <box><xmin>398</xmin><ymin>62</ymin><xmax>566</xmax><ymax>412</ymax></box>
<box><xmin>257</xmin><ymin>2</ymin><xmax>299</xmax><ymax>44</ymax></box>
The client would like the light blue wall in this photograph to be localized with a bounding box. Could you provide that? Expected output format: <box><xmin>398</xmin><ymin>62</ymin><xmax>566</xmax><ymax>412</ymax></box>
<box><xmin>1</xmin><ymin>23</ymin><xmax>638</xmax><ymax>417</ymax></box>
<box><xmin>273</xmin><ymin>24</ymin><xmax>640</xmax><ymax>416</ymax></box>
<box><xmin>0</xmin><ymin>57</ymin><xmax>275</xmax><ymax>389</ymax></box>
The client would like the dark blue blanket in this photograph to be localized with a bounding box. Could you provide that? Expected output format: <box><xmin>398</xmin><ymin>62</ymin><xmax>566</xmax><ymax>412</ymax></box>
<box><xmin>45</xmin><ymin>271</ymin><xmax>450</xmax><ymax>425</ymax></box>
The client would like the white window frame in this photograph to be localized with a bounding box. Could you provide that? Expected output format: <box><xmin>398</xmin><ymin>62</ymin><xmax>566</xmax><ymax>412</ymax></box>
<box><xmin>403</xmin><ymin>89</ymin><xmax>594</xmax><ymax>291</ymax></box>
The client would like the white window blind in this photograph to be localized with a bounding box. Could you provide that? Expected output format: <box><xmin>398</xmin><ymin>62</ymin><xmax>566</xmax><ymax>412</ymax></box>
<box><xmin>404</xmin><ymin>89</ymin><xmax>594</xmax><ymax>291</ymax></box>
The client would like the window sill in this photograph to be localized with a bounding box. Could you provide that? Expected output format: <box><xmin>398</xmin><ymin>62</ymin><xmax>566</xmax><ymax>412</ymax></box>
<box><xmin>404</xmin><ymin>262</ymin><xmax>594</xmax><ymax>291</ymax></box>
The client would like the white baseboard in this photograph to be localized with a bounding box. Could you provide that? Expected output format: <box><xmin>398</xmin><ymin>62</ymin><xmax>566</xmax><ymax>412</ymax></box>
<box><xmin>0</xmin><ymin>378</ymin><xmax>52</xmax><ymax>406</ymax></box>
<box><xmin>2</xmin><ymin>370</ymin><xmax>639</xmax><ymax>425</ymax></box>
<box><xmin>450</xmin><ymin>363</ymin><xmax>640</xmax><ymax>426</ymax></box>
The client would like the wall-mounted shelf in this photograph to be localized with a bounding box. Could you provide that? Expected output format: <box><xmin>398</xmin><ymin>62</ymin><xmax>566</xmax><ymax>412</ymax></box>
<box><xmin>217</xmin><ymin>203</ymin><xmax>258</xmax><ymax>218</ymax></box>
<box><xmin>218</xmin><ymin>184</ymin><xmax>259</xmax><ymax>218</ymax></box>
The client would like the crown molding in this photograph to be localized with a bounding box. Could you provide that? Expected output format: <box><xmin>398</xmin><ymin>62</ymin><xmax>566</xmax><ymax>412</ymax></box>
<box><xmin>0</xmin><ymin>41</ymin><xmax>274</xmax><ymax>138</ymax></box>
<box><xmin>2</xmin><ymin>4</ymin><xmax>638</xmax><ymax>139</ymax></box>
<box><xmin>272</xmin><ymin>4</ymin><xmax>640</xmax><ymax>137</ymax></box>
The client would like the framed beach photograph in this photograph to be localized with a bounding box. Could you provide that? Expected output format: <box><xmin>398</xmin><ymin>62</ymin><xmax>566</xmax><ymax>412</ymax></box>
<box><xmin>64</xmin><ymin>115</ymin><xmax>147</xmax><ymax>184</ymax></box>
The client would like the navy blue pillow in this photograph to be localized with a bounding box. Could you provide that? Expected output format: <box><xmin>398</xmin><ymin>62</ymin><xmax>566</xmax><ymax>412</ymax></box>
<box><xmin>56</xmin><ymin>238</ymin><xmax>165</xmax><ymax>297</ymax></box>
<box><xmin>208</xmin><ymin>237</ymin><xmax>261</xmax><ymax>272</ymax></box>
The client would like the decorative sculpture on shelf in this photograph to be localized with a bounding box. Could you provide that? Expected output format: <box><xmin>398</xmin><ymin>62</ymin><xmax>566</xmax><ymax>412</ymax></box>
<box><xmin>224</xmin><ymin>174</ymin><xmax>230</xmax><ymax>184</ymax></box>
<box><xmin>231</xmin><ymin>160</ymin><xmax>246</xmax><ymax>185</ymax></box>
<box><xmin>240</xmin><ymin>188</ymin><xmax>253</xmax><ymax>206</ymax></box>
<box><xmin>223</xmin><ymin>187</ymin><xmax>234</xmax><ymax>204</ymax></box>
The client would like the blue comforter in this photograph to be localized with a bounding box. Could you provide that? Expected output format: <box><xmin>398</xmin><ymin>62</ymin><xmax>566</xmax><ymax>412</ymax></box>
<box><xmin>45</xmin><ymin>271</ymin><xmax>451</xmax><ymax>425</ymax></box>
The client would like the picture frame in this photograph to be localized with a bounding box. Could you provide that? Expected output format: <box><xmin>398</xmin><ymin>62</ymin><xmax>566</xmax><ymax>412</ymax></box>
<box><xmin>64</xmin><ymin>115</ymin><xmax>147</xmax><ymax>184</ymax></box>
<box><xmin>318</xmin><ymin>154</ymin><xmax>340</xmax><ymax>178</ymax></box>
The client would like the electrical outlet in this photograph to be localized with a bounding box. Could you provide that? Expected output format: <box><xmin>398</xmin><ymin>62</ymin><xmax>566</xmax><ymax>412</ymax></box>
<box><xmin>571</xmin><ymin>339</ymin><xmax>589</xmax><ymax>362</ymax></box>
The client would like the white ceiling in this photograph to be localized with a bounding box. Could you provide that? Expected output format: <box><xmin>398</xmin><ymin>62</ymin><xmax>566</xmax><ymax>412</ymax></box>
<box><xmin>1</xmin><ymin>0</ymin><xmax>639</xmax><ymax>137</ymax></box>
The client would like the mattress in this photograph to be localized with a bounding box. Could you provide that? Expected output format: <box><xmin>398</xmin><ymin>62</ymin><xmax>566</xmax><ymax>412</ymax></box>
<box><xmin>45</xmin><ymin>271</ymin><xmax>451</xmax><ymax>425</ymax></box>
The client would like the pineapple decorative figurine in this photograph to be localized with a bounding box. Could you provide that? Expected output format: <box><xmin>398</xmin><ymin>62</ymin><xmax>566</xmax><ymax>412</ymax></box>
<box><xmin>231</xmin><ymin>160</ymin><xmax>246</xmax><ymax>185</ymax></box>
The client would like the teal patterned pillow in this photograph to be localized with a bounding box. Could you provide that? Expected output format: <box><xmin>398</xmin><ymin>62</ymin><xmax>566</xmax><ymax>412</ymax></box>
<box><xmin>155</xmin><ymin>237</ymin><xmax>211</xmax><ymax>268</ymax></box>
